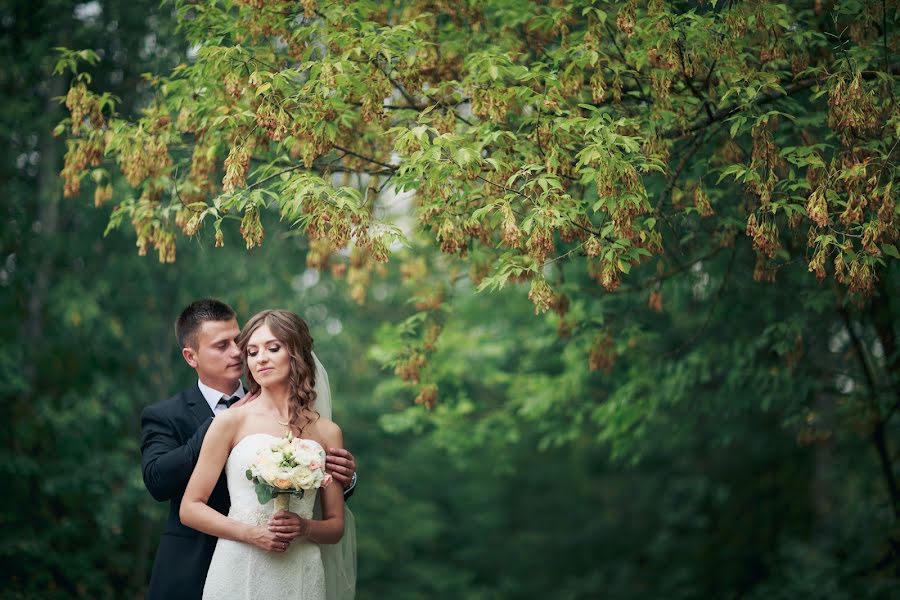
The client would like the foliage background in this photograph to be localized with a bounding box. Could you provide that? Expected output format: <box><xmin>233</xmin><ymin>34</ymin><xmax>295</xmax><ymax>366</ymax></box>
<box><xmin>2</xmin><ymin>1</ymin><xmax>899</xmax><ymax>599</ymax></box>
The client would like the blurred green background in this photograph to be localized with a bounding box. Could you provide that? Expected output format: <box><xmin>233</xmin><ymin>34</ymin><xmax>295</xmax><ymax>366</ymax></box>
<box><xmin>2</xmin><ymin>1</ymin><xmax>898</xmax><ymax>598</ymax></box>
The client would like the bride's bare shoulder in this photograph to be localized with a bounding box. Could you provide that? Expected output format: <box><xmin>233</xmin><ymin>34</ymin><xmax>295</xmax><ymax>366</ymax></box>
<box><xmin>205</xmin><ymin>406</ymin><xmax>244</xmax><ymax>445</ymax></box>
<box><xmin>312</xmin><ymin>416</ymin><xmax>343</xmax><ymax>449</ymax></box>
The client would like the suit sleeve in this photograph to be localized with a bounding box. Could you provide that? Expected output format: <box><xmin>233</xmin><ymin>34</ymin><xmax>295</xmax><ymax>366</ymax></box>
<box><xmin>343</xmin><ymin>473</ymin><xmax>356</xmax><ymax>501</ymax></box>
<box><xmin>140</xmin><ymin>404</ymin><xmax>213</xmax><ymax>502</ymax></box>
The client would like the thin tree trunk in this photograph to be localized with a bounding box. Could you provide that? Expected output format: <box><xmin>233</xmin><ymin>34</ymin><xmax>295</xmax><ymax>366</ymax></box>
<box><xmin>872</xmin><ymin>281</ymin><xmax>900</xmax><ymax>420</ymax></box>
<box><xmin>21</xmin><ymin>74</ymin><xmax>65</xmax><ymax>388</ymax></box>
<box><xmin>840</xmin><ymin>308</ymin><xmax>899</xmax><ymax>520</ymax></box>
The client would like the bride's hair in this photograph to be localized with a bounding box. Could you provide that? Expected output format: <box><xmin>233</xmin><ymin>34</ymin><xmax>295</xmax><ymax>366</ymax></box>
<box><xmin>238</xmin><ymin>309</ymin><xmax>318</xmax><ymax>433</ymax></box>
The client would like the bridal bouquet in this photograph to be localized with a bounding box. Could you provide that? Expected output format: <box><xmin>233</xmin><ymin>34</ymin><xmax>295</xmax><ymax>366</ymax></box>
<box><xmin>246</xmin><ymin>432</ymin><xmax>332</xmax><ymax>511</ymax></box>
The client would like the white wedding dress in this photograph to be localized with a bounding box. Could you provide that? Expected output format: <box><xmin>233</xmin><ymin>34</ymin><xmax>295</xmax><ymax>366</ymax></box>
<box><xmin>202</xmin><ymin>433</ymin><xmax>326</xmax><ymax>600</ymax></box>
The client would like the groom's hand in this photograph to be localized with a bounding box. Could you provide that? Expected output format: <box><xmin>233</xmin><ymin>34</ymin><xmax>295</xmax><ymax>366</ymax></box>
<box><xmin>325</xmin><ymin>448</ymin><xmax>356</xmax><ymax>489</ymax></box>
<box><xmin>230</xmin><ymin>389</ymin><xmax>260</xmax><ymax>408</ymax></box>
<box><xmin>268</xmin><ymin>510</ymin><xmax>310</xmax><ymax>542</ymax></box>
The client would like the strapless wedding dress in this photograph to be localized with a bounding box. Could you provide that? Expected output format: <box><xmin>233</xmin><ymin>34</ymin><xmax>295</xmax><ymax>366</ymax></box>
<box><xmin>203</xmin><ymin>433</ymin><xmax>326</xmax><ymax>600</ymax></box>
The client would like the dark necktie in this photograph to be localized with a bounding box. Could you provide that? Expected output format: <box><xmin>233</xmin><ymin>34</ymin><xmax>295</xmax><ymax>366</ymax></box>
<box><xmin>217</xmin><ymin>395</ymin><xmax>241</xmax><ymax>409</ymax></box>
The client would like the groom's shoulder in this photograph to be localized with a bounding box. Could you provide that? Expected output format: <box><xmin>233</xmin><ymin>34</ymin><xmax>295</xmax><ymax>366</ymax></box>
<box><xmin>142</xmin><ymin>387</ymin><xmax>196</xmax><ymax>419</ymax></box>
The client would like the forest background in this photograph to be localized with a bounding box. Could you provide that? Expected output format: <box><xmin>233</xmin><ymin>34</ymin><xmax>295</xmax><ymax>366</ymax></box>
<box><xmin>2</xmin><ymin>1</ymin><xmax>899</xmax><ymax>598</ymax></box>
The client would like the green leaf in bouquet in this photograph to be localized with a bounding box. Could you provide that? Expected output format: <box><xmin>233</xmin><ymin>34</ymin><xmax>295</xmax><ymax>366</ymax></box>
<box><xmin>245</xmin><ymin>469</ymin><xmax>252</xmax><ymax>481</ymax></box>
<box><xmin>255</xmin><ymin>482</ymin><xmax>276</xmax><ymax>504</ymax></box>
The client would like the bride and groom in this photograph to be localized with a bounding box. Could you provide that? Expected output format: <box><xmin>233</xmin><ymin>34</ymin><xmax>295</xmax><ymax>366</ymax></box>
<box><xmin>141</xmin><ymin>299</ymin><xmax>357</xmax><ymax>600</ymax></box>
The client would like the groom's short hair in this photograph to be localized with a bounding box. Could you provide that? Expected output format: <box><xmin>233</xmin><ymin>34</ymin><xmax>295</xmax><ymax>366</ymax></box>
<box><xmin>175</xmin><ymin>299</ymin><xmax>237</xmax><ymax>349</ymax></box>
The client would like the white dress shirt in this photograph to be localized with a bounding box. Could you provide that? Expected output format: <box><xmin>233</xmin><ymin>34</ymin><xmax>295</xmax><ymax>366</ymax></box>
<box><xmin>197</xmin><ymin>379</ymin><xmax>246</xmax><ymax>415</ymax></box>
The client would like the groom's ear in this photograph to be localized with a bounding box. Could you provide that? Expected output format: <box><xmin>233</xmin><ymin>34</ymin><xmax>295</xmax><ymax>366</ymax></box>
<box><xmin>182</xmin><ymin>346</ymin><xmax>199</xmax><ymax>369</ymax></box>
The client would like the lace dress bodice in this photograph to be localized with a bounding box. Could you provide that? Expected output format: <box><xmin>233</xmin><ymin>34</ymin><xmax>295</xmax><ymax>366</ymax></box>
<box><xmin>202</xmin><ymin>433</ymin><xmax>326</xmax><ymax>600</ymax></box>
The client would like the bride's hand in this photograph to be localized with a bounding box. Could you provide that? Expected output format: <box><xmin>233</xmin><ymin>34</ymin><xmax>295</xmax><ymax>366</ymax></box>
<box><xmin>267</xmin><ymin>510</ymin><xmax>310</xmax><ymax>541</ymax></box>
<box><xmin>245</xmin><ymin>525</ymin><xmax>292</xmax><ymax>553</ymax></box>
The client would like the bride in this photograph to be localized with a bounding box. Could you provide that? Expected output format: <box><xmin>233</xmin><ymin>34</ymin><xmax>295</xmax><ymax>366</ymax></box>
<box><xmin>181</xmin><ymin>309</ymin><xmax>345</xmax><ymax>600</ymax></box>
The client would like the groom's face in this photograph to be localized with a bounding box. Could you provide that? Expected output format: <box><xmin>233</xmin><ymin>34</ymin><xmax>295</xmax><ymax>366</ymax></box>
<box><xmin>183</xmin><ymin>318</ymin><xmax>243</xmax><ymax>389</ymax></box>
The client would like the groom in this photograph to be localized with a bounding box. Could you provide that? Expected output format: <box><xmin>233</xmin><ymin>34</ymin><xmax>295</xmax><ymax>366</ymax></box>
<box><xmin>141</xmin><ymin>299</ymin><xmax>356</xmax><ymax>600</ymax></box>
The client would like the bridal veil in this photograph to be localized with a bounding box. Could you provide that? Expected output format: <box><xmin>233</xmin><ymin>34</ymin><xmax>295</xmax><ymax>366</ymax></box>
<box><xmin>312</xmin><ymin>352</ymin><xmax>357</xmax><ymax>600</ymax></box>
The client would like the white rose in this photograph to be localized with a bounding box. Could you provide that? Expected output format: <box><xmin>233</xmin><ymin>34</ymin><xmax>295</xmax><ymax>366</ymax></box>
<box><xmin>260</xmin><ymin>464</ymin><xmax>281</xmax><ymax>484</ymax></box>
<box><xmin>290</xmin><ymin>466</ymin><xmax>316</xmax><ymax>489</ymax></box>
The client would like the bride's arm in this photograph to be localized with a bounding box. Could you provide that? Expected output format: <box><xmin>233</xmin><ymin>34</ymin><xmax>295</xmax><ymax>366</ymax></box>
<box><xmin>180</xmin><ymin>412</ymin><xmax>286</xmax><ymax>552</ymax></box>
<box><xmin>307</xmin><ymin>423</ymin><xmax>345</xmax><ymax>544</ymax></box>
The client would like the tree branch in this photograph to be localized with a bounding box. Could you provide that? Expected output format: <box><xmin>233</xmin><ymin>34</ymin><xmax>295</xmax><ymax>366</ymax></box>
<box><xmin>603</xmin><ymin>21</ymin><xmax>650</xmax><ymax>104</ymax></box>
<box><xmin>332</xmin><ymin>145</ymin><xmax>397</xmax><ymax>172</ymax></box>
<box><xmin>663</xmin><ymin>77</ymin><xmax>820</xmax><ymax>140</ymax></box>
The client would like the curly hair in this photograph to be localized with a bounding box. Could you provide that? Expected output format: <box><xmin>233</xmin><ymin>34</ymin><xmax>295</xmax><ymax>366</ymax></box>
<box><xmin>238</xmin><ymin>310</ymin><xmax>318</xmax><ymax>433</ymax></box>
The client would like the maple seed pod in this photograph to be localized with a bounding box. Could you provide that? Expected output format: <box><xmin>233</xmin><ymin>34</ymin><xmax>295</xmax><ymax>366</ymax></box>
<box><xmin>437</xmin><ymin>218</ymin><xmax>464</xmax><ymax>255</ymax></box>
<box><xmin>834</xmin><ymin>251</ymin><xmax>848</xmax><ymax>284</ymax></box>
<box><xmin>153</xmin><ymin>229</ymin><xmax>176</xmax><ymax>264</ymax></box>
<box><xmin>526</xmin><ymin>226</ymin><xmax>554</xmax><ymax>266</ymax></box>
<box><xmin>616</xmin><ymin>1</ymin><xmax>636</xmax><ymax>37</ymax></box>
<box><xmin>584</xmin><ymin>235</ymin><xmax>602</xmax><ymax>258</ymax></box>
<box><xmin>590</xmin><ymin>70</ymin><xmax>606</xmax><ymax>104</ymax></box>
<box><xmin>600</xmin><ymin>260</ymin><xmax>620</xmax><ymax>292</ymax></box>
<box><xmin>94</xmin><ymin>184</ymin><xmax>113</xmax><ymax>208</ymax></box>
<box><xmin>745</xmin><ymin>213</ymin><xmax>756</xmax><ymax>237</ymax></box>
<box><xmin>183</xmin><ymin>213</ymin><xmax>202</xmax><ymax>236</ymax></box>
<box><xmin>588</xmin><ymin>332</ymin><xmax>617</xmax><ymax>373</ymax></box>
<box><xmin>414</xmin><ymin>384</ymin><xmax>438</xmax><ymax>410</ymax></box>
<box><xmin>753</xmin><ymin>255</ymin><xmax>777</xmax><ymax>283</ymax></box>
<box><xmin>501</xmin><ymin>206</ymin><xmax>522</xmax><ymax>248</ymax></box>
<box><xmin>805</xmin><ymin>186</ymin><xmax>829</xmax><ymax>228</ymax></box>
<box><xmin>751</xmin><ymin>219</ymin><xmax>780</xmax><ymax>258</ymax></box>
<box><xmin>861</xmin><ymin>222</ymin><xmax>881</xmax><ymax>256</ymax></box>
<box><xmin>648</xmin><ymin>289</ymin><xmax>663</xmax><ymax>312</ymax></box>
<box><xmin>223</xmin><ymin>145</ymin><xmax>250</xmax><ymax>193</ymax></box>
<box><xmin>808</xmin><ymin>247</ymin><xmax>827</xmax><ymax>282</ymax></box>
<box><xmin>240</xmin><ymin>207</ymin><xmax>265</xmax><ymax>250</ymax></box>
<box><xmin>877</xmin><ymin>186</ymin><xmax>895</xmax><ymax>226</ymax></box>
<box><xmin>528</xmin><ymin>277</ymin><xmax>555</xmax><ymax>314</ymax></box>
<box><xmin>694</xmin><ymin>186</ymin><xmax>713</xmax><ymax>218</ymax></box>
<box><xmin>847</xmin><ymin>259</ymin><xmax>875</xmax><ymax>297</ymax></box>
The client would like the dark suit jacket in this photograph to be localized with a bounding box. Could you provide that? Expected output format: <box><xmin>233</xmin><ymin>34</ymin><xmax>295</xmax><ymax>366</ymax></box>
<box><xmin>141</xmin><ymin>385</ymin><xmax>228</xmax><ymax>600</ymax></box>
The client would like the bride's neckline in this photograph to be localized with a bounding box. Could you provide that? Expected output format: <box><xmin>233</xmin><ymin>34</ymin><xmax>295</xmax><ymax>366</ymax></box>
<box><xmin>232</xmin><ymin>432</ymin><xmax>325</xmax><ymax>453</ymax></box>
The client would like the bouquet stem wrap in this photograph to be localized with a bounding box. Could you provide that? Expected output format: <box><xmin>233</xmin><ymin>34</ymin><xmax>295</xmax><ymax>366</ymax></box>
<box><xmin>273</xmin><ymin>493</ymin><xmax>290</xmax><ymax>512</ymax></box>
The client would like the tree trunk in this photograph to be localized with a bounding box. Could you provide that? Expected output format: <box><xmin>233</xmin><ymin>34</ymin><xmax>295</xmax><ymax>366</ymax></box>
<box><xmin>21</xmin><ymin>74</ymin><xmax>65</xmax><ymax>389</ymax></box>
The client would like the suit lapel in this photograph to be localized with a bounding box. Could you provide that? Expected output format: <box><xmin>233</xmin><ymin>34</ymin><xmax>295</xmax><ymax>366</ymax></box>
<box><xmin>185</xmin><ymin>384</ymin><xmax>214</xmax><ymax>425</ymax></box>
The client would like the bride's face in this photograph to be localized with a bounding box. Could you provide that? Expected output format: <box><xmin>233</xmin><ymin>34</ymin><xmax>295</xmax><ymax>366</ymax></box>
<box><xmin>245</xmin><ymin>323</ymin><xmax>291</xmax><ymax>387</ymax></box>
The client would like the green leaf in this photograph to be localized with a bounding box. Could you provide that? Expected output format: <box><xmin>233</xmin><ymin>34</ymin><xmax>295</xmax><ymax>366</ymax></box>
<box><xmin>882</xmin><ymin>244</ymin><xmax>900</xmax><ymax>259</ymax></box>
<box><xmin>255</xmin><ymin>481</ymin><xmax>277</xmax><ymax>504</ymax></box>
